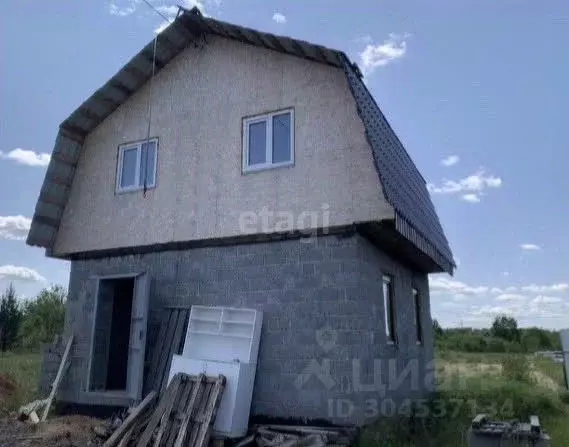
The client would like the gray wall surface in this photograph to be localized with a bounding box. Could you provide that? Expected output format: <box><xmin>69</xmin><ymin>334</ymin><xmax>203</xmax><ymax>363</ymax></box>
<box><xmin>60</xmin><ymin>234</ymin><xmax>434</xmax><ymax>424</ymax></box>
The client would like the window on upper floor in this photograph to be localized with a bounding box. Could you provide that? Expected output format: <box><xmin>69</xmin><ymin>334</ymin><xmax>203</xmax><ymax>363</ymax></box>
<box><xmin>413</xmin><ymin>288</ymin><xmax>423</xmax><ymax>344</ymax></box>
<box><xmin>116</xmin><ymin>138</ymin><xmax>158</xmax><ymax>193</ymax></box>
<box><xmin>242</xmin><ymin>109</ymin><xmax>294</xmax><ymax>173</ymax></box>
<box><xmin>382</xmin><ymin>275</ymin><xmax>396</xmax><ymax>343</ymax></box>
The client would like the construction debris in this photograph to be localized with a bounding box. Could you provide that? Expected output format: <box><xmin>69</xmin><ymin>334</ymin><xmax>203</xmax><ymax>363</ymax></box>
<box><xmin>103</xmin><ymin>372</ymin><xmax>226</xmax><ymax>447</ymax></box>
<box><xmin>243</xmin><ymin>425</ymin><xmax>358</xmax><ymax>447</ymax></box>
<box><xmin>16</xmin><ymin>334</ymin><xmax>74</xmax><ymax>423</ymax></box>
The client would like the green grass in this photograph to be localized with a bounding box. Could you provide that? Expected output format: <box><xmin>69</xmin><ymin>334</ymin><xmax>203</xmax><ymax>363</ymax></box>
<box><xmin>0</xmin><ymin>351</ymin><xmax>42</xmax><ymax>412</ymax></box>
<box><xmin>533</xmin><ymin>356</ymin><xmax>566</xmax><ymax>388</ymax></box>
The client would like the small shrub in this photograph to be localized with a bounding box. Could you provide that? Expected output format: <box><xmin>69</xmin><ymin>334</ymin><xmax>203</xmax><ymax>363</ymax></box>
<box><xmin>501</xmin><ymin>355</ymin><xmax>534</xmax><ymax>384</ymax></box>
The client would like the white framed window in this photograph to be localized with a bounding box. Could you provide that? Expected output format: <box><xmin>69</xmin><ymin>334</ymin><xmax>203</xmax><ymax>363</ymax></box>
<box><xmin>116</xmin><ymin>138</ymin><xmax>158</xmax><ymax>193</ymax></box>
<box><xmin>382</xmin><ymin>275</ymin><xmax>396</xmax><ymax>343</ymax></box>
<box><xmin>242</xmin><ymin>109</ymin><xmax>294</xmax><ymax>173</ymax></box>
<box><xmin>413</xmin><ymin>288</ymin><xmax>423</xmax><ymax>344</ymax></box>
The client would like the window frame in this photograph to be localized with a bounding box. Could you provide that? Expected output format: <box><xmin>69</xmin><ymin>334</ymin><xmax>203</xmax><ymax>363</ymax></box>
<box><xmin>412</xmin><ymin>287</ymin><xmax>423</xmax><ymax>345</ymax></box>
<box><xmin>115</xmin><ymin>138</ymin><xmax>159</xmax><ymax>194</ymax></box>
<box><xmin>382</xmin><ymin>275</ymin><xmax>397</xmax><ymax>344</ymax></box>
<box><xmin>242</xmin><ymin>108</ymin><xmax>295</xmax><ymax>173</ymax></box>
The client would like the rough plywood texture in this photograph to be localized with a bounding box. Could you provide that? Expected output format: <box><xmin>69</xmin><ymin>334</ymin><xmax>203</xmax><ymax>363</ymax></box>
<box><xmin>53</xmin><ymin>36</ymin><xmax>392</xmax><ymax>256</ymax></box>
<box><xmin>58</xmin><ymin>234</ymin><xmax>433</xmax><ymax>424</ymax></box>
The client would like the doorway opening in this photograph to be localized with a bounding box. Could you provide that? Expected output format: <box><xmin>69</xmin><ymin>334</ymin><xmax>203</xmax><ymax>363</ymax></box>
<box><xmin>89</xmin><ymin>277</ymin><xmax>135</xmax><ymax>392</ymax></box>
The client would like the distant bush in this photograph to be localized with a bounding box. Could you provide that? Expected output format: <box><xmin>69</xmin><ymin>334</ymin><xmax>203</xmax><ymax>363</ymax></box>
<box><xmin>434</xmin><ymin>316</ymin><xmax>562</xmax><ymax>354</ymax></box>
<box><xmin>19</xmin><ymin>285</ymin><xmax>66</xmax><ymax>349</ymax></box>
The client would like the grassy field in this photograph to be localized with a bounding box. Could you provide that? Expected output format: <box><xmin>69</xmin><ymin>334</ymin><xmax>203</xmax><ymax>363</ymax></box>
<box><xmin>0</xmin><ymin>351</ymin><xmax>42</xmax><ymax>412</ymax></box>
<box><xmin>360</xmin><ymin>351</ymin><xmax>569</xmax><ymax>446</ymax></box>
<box><xmin>0</xmin><ymin>350</ymin><xmax>567</xmax><ymax>445</ymax></box>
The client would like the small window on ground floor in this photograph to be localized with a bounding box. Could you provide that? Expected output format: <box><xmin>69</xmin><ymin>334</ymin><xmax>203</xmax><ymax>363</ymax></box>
<box><xmin>413</xmin><ymin>288</ymin><xmax>423</xmax><ymax>344</ymax></box>
<box><xmin>382</xmin><ymin>275</ymin><xmax>396</xmax><ymax>343</ymax></box>
<box><xmin>243</xmin><ymin>109</ymin><xmax>294</xmax><ymax>172</ymax></box>
<box><xmin>116</xmin><ymin>138</ymin><xmax>158</xmax><ymax>193</ymax></box>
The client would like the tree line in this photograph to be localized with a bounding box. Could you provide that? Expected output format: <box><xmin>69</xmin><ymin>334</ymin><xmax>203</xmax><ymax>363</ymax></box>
<box><xmin>433</xmin><ymin>315</ymin><xmax>562</xmax><ymax>353</ymax></box>
<box><xmin>0</xmin><ymin>283</ymin><xmax>66</xmax><ymax>352</ymax></box>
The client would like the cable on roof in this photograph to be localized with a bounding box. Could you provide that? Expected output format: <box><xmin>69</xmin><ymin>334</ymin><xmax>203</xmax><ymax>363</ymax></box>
<box><xmin>139</xmin><ymin>0</ymin><xmax>168</xmax><ymax>197</ymax></box>
<box><xmin>142</xmin><ymin>34</ymin><xmax>158</xmax><ymax>197</ymax></box>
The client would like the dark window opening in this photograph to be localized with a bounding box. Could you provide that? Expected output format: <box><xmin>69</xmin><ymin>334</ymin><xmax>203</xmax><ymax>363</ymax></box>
<box><xmin>413</xmin><ymin>288</ymin><xmax>423</xmax><ymax>344</ymax></box>
<box><xmin>382</xmin><ymin>275</ymin><xmax>396</xmax><ymax>343</ymax></box>
<box><xmin>90</xmin><ymin>277</ymin><xmax>135</xmax><ymax>392</ymax></box>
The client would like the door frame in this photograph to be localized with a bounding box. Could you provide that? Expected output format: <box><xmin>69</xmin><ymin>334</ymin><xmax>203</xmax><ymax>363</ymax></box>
<box><xmin>85</xmin><ymin>272</ymin><xmax>143</xmax><ymax>394</ymax></box>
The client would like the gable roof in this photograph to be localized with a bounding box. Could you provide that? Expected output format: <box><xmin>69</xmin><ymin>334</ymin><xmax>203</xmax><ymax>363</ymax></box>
<box><xmin>26</xmin><ymin>7</ymin><xmax>455</xmax><ymax>274</ymax></box>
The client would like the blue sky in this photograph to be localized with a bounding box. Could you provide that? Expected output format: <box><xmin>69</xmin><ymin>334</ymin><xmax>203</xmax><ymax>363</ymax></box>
<box><xmin>1</xmin><ymin>1</ymin><xmax>568</xmax><ymax>328</ymax></box>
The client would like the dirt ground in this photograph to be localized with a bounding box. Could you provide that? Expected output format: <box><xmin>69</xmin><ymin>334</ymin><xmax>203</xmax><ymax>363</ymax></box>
<box><xmin>0</xmin><ymin>414</ymin><xmax>105</xmax><ymax>447</ymax></box>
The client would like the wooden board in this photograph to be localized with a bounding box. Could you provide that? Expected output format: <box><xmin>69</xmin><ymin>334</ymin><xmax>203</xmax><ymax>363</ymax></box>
<box><xmin>145</xmin><ymin>307</ymin><xmax>190</xmax><ymax>394</ymax></box>
<box><xmin>104</xmin><ymin>391</ymin><xmax>157</xmax><ymax>447</ymax></box>
<box><xmin>41</xmin><ymin>334</ymin><xmax>74</xmax><ymax>421</ymax></box>
<box><xmin>159</xmin><ymin>309</ymin><xmax>188</xmax><ymax>391</ymax></box>
<box><xmin>134</xmin><ymin>373</ymin><xmax>225</xmax><ymax>447</ymax></box>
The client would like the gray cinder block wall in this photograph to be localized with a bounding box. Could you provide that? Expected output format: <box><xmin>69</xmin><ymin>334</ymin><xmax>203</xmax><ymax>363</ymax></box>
<box><xmin>59</xmin><ymin>233</ymin><xmax>434</xmax><ymax>424</ymax></box>
<box><xmin>38</xmin><ymin>342</ymin><xmax>61</xmax><ymax>395</ymax></box>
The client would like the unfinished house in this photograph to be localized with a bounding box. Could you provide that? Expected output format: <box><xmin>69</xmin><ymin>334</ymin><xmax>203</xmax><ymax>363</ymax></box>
<box><xmin>27</xmin><ymin>8</ymin><xmax>454</xmax><ymax>424</ymax></box>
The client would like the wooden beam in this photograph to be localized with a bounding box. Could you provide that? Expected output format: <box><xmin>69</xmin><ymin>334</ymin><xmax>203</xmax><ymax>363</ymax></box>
<box><xmin>103</xmin><ymin>391</ymin><xmax>157</xmax><ymax>447</ymax></box>
<box><xmin>41</xmin><ymin>335</ymin><xmax>74</xmax><ymax>421</ymax></box>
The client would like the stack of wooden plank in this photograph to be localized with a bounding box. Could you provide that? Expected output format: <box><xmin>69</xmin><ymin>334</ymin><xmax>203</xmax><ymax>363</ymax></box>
<box><xmin>104</xmin><ymin>372</ymin><xmax>226</xmax><ymax>447</ymax></box>
<box><xmin>145</xmin><ymin>306</ymin><xmax>191</xmax><ymax>395</ymax></box>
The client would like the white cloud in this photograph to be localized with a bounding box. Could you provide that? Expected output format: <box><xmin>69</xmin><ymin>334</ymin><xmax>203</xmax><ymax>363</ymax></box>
<box><xmin>521</xmin><ymin>283</ymin><xmax>569</xmax><ymax>294</ymax></box>
<box><xmin>441</xmin><ymin>155</ymin><xmax>459</xmax><ymax>167</ymax></box>
<box><xmin>431</xmin><ymin>274</ymin><xmax>569</xmax><ymax>329</ymax></box>
<box><xmin>0</xmin><ymin>215</ymin><xmax>31</xmax><ymax>241</ymax></box>
<box><xmin>495</xmin><ymin>293</ymin><xmax>526</xmax><ymax>302</ymax></box>
<box><xmin>461</xmin><ymin>193</ymin><xmax>480</xmax><ymax>203</ymax></box>
<box><xmin>520</xmin><ymin>243</ymin><xmax>541</xmax><ymax>251</ymax></box>
<box><xmin>156</xmin><ymin>5</ymin><xmax>179</xmax><ymax>16</ymax></box>
<box><xmin>0</xmin><ymin>265</ymin><xmax>46</xmax><ymax>282</ymax></box>
<box><xmin>427</xmin><ymin>169</ymin><xmax>502</xmax><ymax>202</ymax></box>
<box><xmin>0</xmin><ymin>148</ymin><xmax>50</xmax><ymax>167</ymax></box>
<box><xmin>272</xmin><ymin>12</ymin><xmax>286</xmax><ymax>24</ymax></box>
<box><xmin>532</xmin><ymin>295</ymin><xmax>562</xmax><ymax>305</ymax></box>
<box><xmin>359</xmin><ymin>33</ymin><xmax>410</xmax><ymax>76</ymax></box>
<box><xmin>430</xmin><ymin>275</ymin><xmax>488</xmax><ymax>296</ymax></box>
<box><xmin>108</xmin><ymin>1</ymin><xmax>138</xmax><ymax>16</ymax></box>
